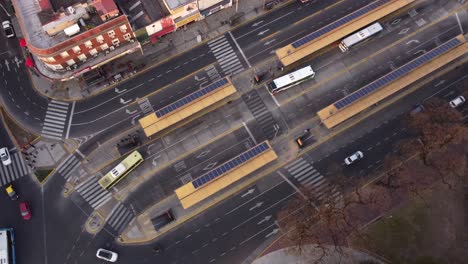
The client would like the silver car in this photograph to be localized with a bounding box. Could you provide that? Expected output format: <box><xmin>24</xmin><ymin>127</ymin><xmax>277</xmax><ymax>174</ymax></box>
<box><xmin>344</xmin><ymin>151</ymin><xmax>364</xmax><ymax>165</ymax></box>
<box><xmin>0</xmin><ymin>147</ymin><xmax>12</xmax><ymax>166</ymax></box>
<box><xmin>96</xmin><ymin>248</ymin><xmax>118</xmax><ymax>262</ymax></box>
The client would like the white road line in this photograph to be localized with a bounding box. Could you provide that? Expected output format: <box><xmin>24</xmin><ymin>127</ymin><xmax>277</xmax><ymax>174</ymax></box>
<box><xmin>242</xmin><ymin>122</ymin><xmax>257</xmax><ymax>144</ymax></box>
<box><xmin>65</xmin><ymin>102</ymin><xmax>75</xmax><ymax>139</ymax></box>
<box><xmin>228</xmin><ymin>31</ymin><xmax>251</xmax><ymax>68</ymax></box>
<box><xmin>263</xmin><ymin>84</ymin><xmax>280</xmax><ymax>107</ymax></box>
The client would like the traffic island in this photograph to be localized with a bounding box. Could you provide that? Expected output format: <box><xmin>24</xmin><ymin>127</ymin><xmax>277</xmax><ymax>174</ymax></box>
<box><xmin>85</xmin><ymin>211</ymin><xmax>106</xmax><ymax>234</ymax></box>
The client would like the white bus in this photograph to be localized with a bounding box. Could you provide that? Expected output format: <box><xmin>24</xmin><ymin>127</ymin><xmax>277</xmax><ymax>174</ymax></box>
<box><xmin>0</xmin><ymin>228</ymin><xmax>16</xmax><ymax>264</ymax></box>
<box><xmin>338</xmin><ymin>22</ymin><xmax>383</xmax><ymax>52</ymax></box>
<box><xmin>267</xmin><ymin>65</ymin><xmax>315</xmax><ymax>94</ymax></box>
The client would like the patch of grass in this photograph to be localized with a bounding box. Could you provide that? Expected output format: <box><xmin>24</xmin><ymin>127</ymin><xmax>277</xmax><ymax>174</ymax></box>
<box><xmin>1</xmin><ymin>107</ymin><xmax>38</xmax><ymax>148</ymax></box>
<box><xmin>353</xmin><ymin>200</ymin><xmax>431</xmax><ymax>264</ymax></box>
<box><xmin>34</xmin><ymin>169</ymin><xmax>53</xmax><ymax>183</ymax></box>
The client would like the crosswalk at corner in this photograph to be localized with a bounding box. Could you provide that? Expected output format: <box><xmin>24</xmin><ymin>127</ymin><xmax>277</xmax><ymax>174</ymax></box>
<box><xmin>106</xmin><ymin>202</ymin><xmax>136</xmax><ymax>235</ymax></box>
<box><xmin>0</xmin><ymin>151</ymin><xmax>31</xmax><ymax>186</ymax></box>
<box><xmin>208</xmin><ymin>35</ymin><xmax>245</xmax><ymax>76</ymax></box>
<box><xmin>41</xmin><ymin>100</ymin><xmax>73</xmax><ymax>140</ymax></box>
<box><xmin>56</xmin><ymin>154</ymin><xmax>80</xmax><ymax>180</ymax></box>
<box><xmin>284</xmin><ymin>157</ymin><xmax>342</xmax><ymax>205</ymax></box>
<box><xmin>75</xmin><ymin>176</ymin><xmax>113</xmax><ymax>209</ymax></box>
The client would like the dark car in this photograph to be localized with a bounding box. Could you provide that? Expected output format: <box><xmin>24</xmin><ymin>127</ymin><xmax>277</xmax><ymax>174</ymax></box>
<box><xmin>152</xmin><ymin>209</ymin><xmax>175</xmax><ymax>231</ymax></box>
<box><xmin>295</xmin><ymin>129</ymin><xmax>312</xmax><ymax>148</ymax></box>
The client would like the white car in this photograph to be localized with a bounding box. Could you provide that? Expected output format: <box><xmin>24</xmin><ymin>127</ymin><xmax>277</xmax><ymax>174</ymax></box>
<box><xmin>96</xmin><ymin>248</ymin><xmax>118</xmax><ymax>262</ymax></box>
<box><xmin>344</xmin><ymin>151</ymin><xmax>364</xmax><ymax>165</ymax></box>
<box><xmin>449</xmin><ymin>96</ymin><xmax>465</xmax><ymax>108</ymax></box>
<box><xmin>2</xmin><ymin>20</ymin><xmax>15</xmax><ymax>38</ymax></box>
<box><xmin>0</xmin><ymin>147</ymin><xmax>12</xmax><ymax>166</ymax></box>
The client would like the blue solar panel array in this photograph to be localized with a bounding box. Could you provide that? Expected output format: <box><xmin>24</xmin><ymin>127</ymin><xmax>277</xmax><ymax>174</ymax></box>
<box><xmin>333</xmin><ymin>38</ymin><xmax>461</xmax><ymax>110</ymax></box>
<box><xmin>291</xmin><ymin>0</ymin><xmax>390</xmax><ymax>49</ymax></box>
<box><xmin>192</xmin><ymin>141</ymin><xmax>270</xmax><ymax>189</ymax></box>
<box><xmin>155</xmin><ymin>78</ymin><xmax>229</xmax><ymax>118</ymax></box>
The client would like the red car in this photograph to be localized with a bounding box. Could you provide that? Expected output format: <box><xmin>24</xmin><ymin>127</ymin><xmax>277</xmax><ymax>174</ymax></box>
<box><xmin>19</xmin><ymin>202</ymin><xmax>32</xmax><ymax>220</ymax></box>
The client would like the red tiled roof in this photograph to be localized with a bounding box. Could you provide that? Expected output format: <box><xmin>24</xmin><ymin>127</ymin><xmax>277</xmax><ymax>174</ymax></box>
<box><xmin>37</xmin><ymin>0</ymin><xmax>52</xmax><ymax>11</ymax></box>
<box><xmin>92</xmin><ymin>0</ymin><xmax>118</xmax><ymax>15</ymax></box>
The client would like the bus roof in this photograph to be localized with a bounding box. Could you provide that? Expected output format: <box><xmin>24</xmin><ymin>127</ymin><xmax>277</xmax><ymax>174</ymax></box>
<box><xmin>342</xmin><ymin>22</ymin><xmax>383</xmax><ymax>47</ymax></box>
<box><xmin>0</xmin><ymin>230</ymin><xmax>8</xmax><ymax>264</ymax></box>
<box><xmin>272</xmin><ymin>66</ymin><xmax>314</xmax><ymax>89</ymax></box>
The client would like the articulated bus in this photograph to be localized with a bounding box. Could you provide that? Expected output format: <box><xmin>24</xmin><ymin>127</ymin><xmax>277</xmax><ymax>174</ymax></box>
<box><xmin>0</xmin><ymin>228</ymin><xmax>16</xmax><ymax>264</ymax></box>
<box><xmin>267</xmin><ymin>65</ymin><xmax>315</xmax><ymax>94</ymax></box>
<box><xmin>98</xmin><ymin>151</ymin><xmax>144</xmax><ymax>189</ymax></box>
<box><xmin>338</xmin><ymin>22</ymin><xmax>383</xmax><ymax>52</ymax></box>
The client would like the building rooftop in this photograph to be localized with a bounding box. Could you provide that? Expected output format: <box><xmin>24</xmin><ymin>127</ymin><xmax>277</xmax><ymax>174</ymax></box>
<box><xmin>14</xmin><ymin>0</ymin><xmax>121</xmax><ymax>51</ymax></box>
<box><xmin>164</xmin><ymin>0</ymin><xmax>193</xmax><ymax>10</ymax></box>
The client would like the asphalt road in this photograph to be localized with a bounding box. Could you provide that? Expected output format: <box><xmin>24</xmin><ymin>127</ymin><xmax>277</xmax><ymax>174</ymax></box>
<box><xmin>1</xmin><ymin>1</ymin><xmax>467</xmax><ymax>263</ymax></box>
<box><xmin>64</xmin><ymin>63</ymin><xmax>467</xmax><ymax>264</ymax></box>
<box><xmin>0</xmin><ymin>0</ymin><xmax>364</xmax><ymax>142</ymax></box>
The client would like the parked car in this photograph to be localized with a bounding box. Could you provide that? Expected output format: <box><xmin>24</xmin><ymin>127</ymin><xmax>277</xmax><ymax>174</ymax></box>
<box><xmin>449</xmin><ymin>95</ymin><xmax>465</xmax><ymax>108</ymax></box>
<box><xmin>0</xmin><ymin>147</ymin><xmax>12</xmax><ymax>166</ymax></box>
<box><xmin>5</xmin><ymin>184</ymin><xmax>18</xmax><ymax>200</ymax></box>
<box><xmin>152</xmin><ymin>209</ymin><xmax>175</xmax><ymax>231</ymax></box>
<box><xmin>19</xmin><ymin>201</ymin><xmax>31</xmax><ymax>220</ymax></box>
<box><xmin>344</xmin><ymin>151</ymin><xmax>364</xmax><ymax>165</ymax></box>
<box><xmin>2</xmin><ymin>20</ymin><xmax>15</xmax><ymax>38</ymax></box>
<box><xmin>96</xmin><ymin>248</ymin><xmax>118</xmax><ymax>262</ymax></box>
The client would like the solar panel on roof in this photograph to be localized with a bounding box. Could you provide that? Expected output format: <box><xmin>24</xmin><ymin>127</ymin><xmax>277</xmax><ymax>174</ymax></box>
<box><xmin>191</xmin><ymin>142</ymin><xmax>270</xmax><ymax>189</ymax></box>
<box><xmin>155</xmin><ymin>77</ymin><xmax>229</xmax><ymax>118</ymax></box>
<box><xmin>333</xmin><ymin>38</ymin><xmax>461</xmax><ymax>110</ymax></box>
<box><xmin>291</xmin><ymin>0</ymin><xmax>389</xmax><ymax>49</ymax></box>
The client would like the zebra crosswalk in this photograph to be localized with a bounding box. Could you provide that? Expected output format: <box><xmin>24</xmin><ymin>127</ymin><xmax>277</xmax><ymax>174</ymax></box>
<box><xmin>208</xmin><ymin>35</ymin><xmax>245</xmax><ymax>76</ymax></box>
<box><xmin>285</xmin><ymin>157</ymin><xmax>342</xmax><ymax>204</ymax></box>
<box><xmin>0</xmin><ymin>151</ymin><xmax>30</xmax><ymax>186</ymax></box>
<box><xmin>106</xmin><ymin>202</ymin><xmax>135</xmax><ymax>234</ymax></box>
<box><xmin>242</xmin><ymin>90</ymin><xmax>280</xmax><ymax>139</ymax></box>
<box><xmin>42</xmin><ymin>100</ymin><xmax>72</xmax><ymax>140</ymax></box>
<box><xmin>56</xmin><ymin>154</ymin><xmax>80</xmax><ymax>180</ymax></box>
<box><xmin>75</xmin><ymin>176</ymin><xmax>113</xmax><ymax>209</ymax></box>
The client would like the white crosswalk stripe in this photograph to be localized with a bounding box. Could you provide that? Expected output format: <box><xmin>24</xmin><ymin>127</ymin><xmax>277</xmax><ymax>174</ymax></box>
<box><xmin>208</xmin><ymin>35</ymin><xmax>245</xmax><ymax>76</ymax></box>
<box><xmin>41</xmin><ymin>100</ymin><xmax>70</xmax><ymax>140</ymax></box>
<box><xmin>0</xmin><ymin>152</ymin><xmax>31</xmax><ymax>186</ymax></box>
<box><xmin>75</xmin><ymin>177</ymin><xmax>113</xmax><ymax>209</ymax></box>
<box><xmin>285</xmin><ymin>157</ymin><xmax>343</xmax><ymax>205</ymax></box>
<box><xmin>106</xmin><ymin>203</ymin><xmax>135</xmax><ymax>234</ymax></box>
<box><xmin>57</xmin><ymin>154</ymin><xmax>80</xmax><ymax>180</ymax></box>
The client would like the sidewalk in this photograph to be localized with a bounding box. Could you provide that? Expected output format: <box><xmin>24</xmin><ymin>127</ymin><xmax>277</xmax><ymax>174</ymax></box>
<box><xmin>29</xmin><ymin>0</ymin><xmax>293</xmax><ymax>100</ymax></box>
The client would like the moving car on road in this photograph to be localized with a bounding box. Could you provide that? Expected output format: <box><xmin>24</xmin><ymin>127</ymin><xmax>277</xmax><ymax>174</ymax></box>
<box><xmin>449</xmin><ymin>95</ymin><xmax>465</xmax><ymax>108</ymax></box>
<box><xmin>19</xmin><ymin>201</ymin><xmax>31</xmax><ymax>220</ymax></box>
<box><xmin>96</xmin><ymin>248</ymin><xmax>118</xmax><ymax>262</ymax></box>
<box><xmin>6</xmin><ymin>184</ymin><xmax>18</xmax><ymax>200</ymax></box>
<box><xmin>2</xmin><ymin>20</ymin><xmax>15</xmax><ymax>38</ymax></box>
<box><xmin>0</xmin><ymin>147</ymin><xmax>12</xmax><ymax>166</ymax></box>
<box><xmin>344</xmin><ymin>151</ymin><xmax>364</xmax><ymax>165</ymax></box>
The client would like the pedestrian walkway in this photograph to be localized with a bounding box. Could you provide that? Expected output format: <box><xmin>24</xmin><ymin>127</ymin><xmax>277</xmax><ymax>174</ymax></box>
<box><xmin>208</xmin><ymin>34</ymin><xmax>245</xmax><ymax>76</ymax></box>
<box><xmin>75</xmin><ymin>176</ymin><xmax>113</xmax><ymax>209</ymax></box>
<box><xmin>106</xmin><ymin>202</ymin><xmax>136</xmax><ymax>235</ymax></box>
<box><xmin>56</xmin><ymin>154</ymin><xmax>80</xmax><ymax>180</ymax></box>
<box><xmin>284</xmin><ymin>157</ymin><xmax>341</xmax><ymax>204</ymax></box>
<box><xmin>0</xmin><ymin>151</ymin><xmax>30</xmax><ymax>186</ymax></box>
<box><xmin>242</xmin><ymin>90</ymin><xmax>280</xmax><ymax>140</ymax></box>
<box><xmin>41</xmin><ymin>100</ymin><xmax>73</xmax><ymax>140</ymax></box>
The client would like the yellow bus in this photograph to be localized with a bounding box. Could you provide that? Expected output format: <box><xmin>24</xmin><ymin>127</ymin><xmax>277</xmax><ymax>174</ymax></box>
<box><xmin>98</xmin><ymin>151</ymin><xmax>144</xmax><ymax>189</ymax></box>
